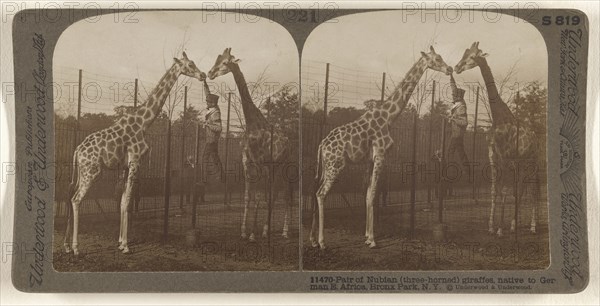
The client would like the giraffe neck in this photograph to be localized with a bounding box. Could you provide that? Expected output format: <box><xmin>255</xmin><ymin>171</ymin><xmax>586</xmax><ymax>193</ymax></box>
<box><xmin>138</xmin><ymin>63</ymin><xmax>181</xmax><ymax>129</ymax></box>
<box><xmin>229</xmin><ymin>63</ymin><xmax>269</xmax><ymax>132</ymax></box>
<box><xmin>382</xmin><ymin>57</ymin><xmax>427</xmax><ymax>123</ymax></box>
<box><xmin>476</xmin><ymin>57</ymin><xmax>515</xmax><ymax>126</ymax></box>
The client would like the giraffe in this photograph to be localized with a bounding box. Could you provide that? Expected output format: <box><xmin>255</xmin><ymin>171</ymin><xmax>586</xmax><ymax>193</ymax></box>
<box><xmin>207</xmin><ymin>48</ymin><xmax>294</xmax><ymax>241</ymax></box>
<box><xmin>310</xmin><ymin>46</ymin><xmax>453</xmax><ymax>250</ymax></box>
<box><xmin>454</xmin><ymin>42</ymin><xmax>540</xmax><ymax>236</ymax></box>
<box><xmin>64</xmin><ymin>52</ymin><xmax>206</xmax><ymax>255</ymax></box>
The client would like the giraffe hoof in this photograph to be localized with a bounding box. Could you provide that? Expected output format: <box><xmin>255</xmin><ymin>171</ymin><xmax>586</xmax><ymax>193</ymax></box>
<box><xmin>282</xmin><ymin>233</ymin><xmax>289</xmax><ymax>239</ymax></box>
<box><xmin>64</xmin><ymin>246</ymin><xmax>72</xmax><ymax>254</ymax></box>
<box><xmin>122</xmin><ymin>247</ymin><xmax>130</xmax><ymax>254</ymax></box>
<box><xmin>310</xmin><ymin>239</ymin><xmax>318</xmax><ymax>248</ymax></box>
<box><xmin>488</xmin><ymin>228</ymin><xmax>495</xmax><ymax>235</ymax></box>
<box><xmin>73</xmin><ymin>249</ymin><xmax>80</xmax><ymax>257</ymax></box>
<box><xmin>496</xmin><ymin>228</ymin><xmax>503</xmax><ymax>237</ymax></box>
<box><xmin>368</xmin><ymin>241</ymin><xmax>377</xmax><ymax>249</ymax></box>
<box><xmin>241</xmin><ymin>233</ymin><xmax>247</xmax><ymax>240</ymax></box>
<box><xmin>319</xmin><ymin>242</ymin><xmax>326</xmax><ymax>250</ymax></box>
<box><xmin>118</xmin><ymin>244</ymin><xmax>125</xmax><ymax>251</ymax></box>
<box><xmin>248</xmin><ymin>234</ymin><xmax>256</xmax><ymax>242</ymax></box>
<box><xmin>262</xmin><ymin>232</ymin><xmax>268</xmax><ymax>239</ymax></box>
<box><xmin>530</xmin><ymin>227</ymin><xmax>537</xmax><ymax>234</ymax></box>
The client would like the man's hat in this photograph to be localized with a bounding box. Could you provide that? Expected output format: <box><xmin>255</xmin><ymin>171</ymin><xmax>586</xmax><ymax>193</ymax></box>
<box><xmin>206</xmin><ymin>94</ymin><xmax>219</xmax><ymax>104</ymax></box>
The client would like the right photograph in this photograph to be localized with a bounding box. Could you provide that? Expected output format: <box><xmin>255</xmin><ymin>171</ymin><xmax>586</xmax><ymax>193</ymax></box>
<box><xmin>301</xmin><ymin>11</ymin><xmax>549</xmax><ymax>271</ymax></box>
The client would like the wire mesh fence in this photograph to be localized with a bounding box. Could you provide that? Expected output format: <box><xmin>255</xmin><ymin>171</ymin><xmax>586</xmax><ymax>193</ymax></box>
<box><xmin>300</xmin><ymin>60</ymin><xmax>548</xmax><ymax>238</ymax></box>
<box><xmin>53</xmin><ymin>66</ymin><xmax>298</xmax><ymax>248</ymax></box>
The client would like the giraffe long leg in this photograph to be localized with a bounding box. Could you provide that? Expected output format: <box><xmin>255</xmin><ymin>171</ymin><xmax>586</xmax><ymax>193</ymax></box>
<box><xmin>365</xmin><ymin>150</ymin><xmax>384</xmax><ymax>248</ymax></box>
<box><xmin>365</xmin><ymin>161</ymin><xmax>374</xmax><ymax>238</ymax></box>
<box><xmin>63</xmin><ymin>200</ymin><xmax>73</xmax><ymax>253</ymax></box>
<box><xmin>497</xmin><ymin>185</ymin><xmax>508</xmax><ymax>236</ymax></box>
<box><xmin>488</xmin><ymin>142</ymin><xmax>497</xmax><ymax>234</ymax></box>
<box><xmin>119</xmin><ymin>156</ymin><xmax>140</xmax><ymax>254</ymax></box>
<box><xmin>313</xmin><ymin>156</ymin><xmax>345</xmax><ymax>250</ymax></box>
<box><xmin>241</xmin><ymin>153</ymin><xmax>251</xmax><ymax>239</ymax></box>
<box><xmin>282</xmin><ymin>180</ymin><xmax>293</xmax><ymax>238</ymax></box>
<box><xmin>262</xmin><ymin>171</ymin><xmax>275</xmax><ymax>239</ymax></box>
<box><xmin>530</xmin><ymin>170</ymin><xmax>540</xmax><ymax>233</ymax></box>
<box><xmin>70</xmin><ymin>164</ymin><xmax>99</xmax><ymax>256</ymax></box>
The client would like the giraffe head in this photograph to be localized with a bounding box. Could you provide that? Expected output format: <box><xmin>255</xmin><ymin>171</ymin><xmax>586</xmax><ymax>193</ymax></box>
<box><xmin>173</xmin><ymin>52</ymin><xmax>206</xmax><ymax>81</ymax></box>
<box><xmin>420</xmin><ymin>46</ymin><xmax>453</xmax><ymax>75</ymax></box>
<box><xmin>454</xmin><ymin>41</ymin><xmax>489</xmax><ymax>74</ymax></box>
<box><xmin>207</xmin><ymin>48</ymin><xmax>241</xmax><ymax>80</ymax></box>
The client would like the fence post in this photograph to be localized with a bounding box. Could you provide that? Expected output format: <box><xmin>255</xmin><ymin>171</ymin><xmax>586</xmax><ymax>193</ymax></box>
<box><xmin>179</xmin><ymin>86</ymin><xmax>188</xmax><ymax>210</ymax></box>
<box><xmin>192</xmin><ymin>122</ymin><xmax>201</xmax><ymax>229</ymax></box>
<box><xmin>471</xmin><ymin>87</ymin><xmax>479</xmax><ymax>201</ymax></box>
<box><xmin>438</xmin><ymin>118</ymin><xmax>447</xmax><ymax>223</ymax></box>
<box><xmin>410</xmin><ymin>111</ymin><xmax>418</xmax><ymax>238</ymax></box>
<box><xmin>223</xmin><ymin>92</ymin><xmax>232</xmax><ymax>207</ymax></box>
<box><xmin>163</xmin><ymin>120</ymin><xmax>172</xmax><ymax>242</ymax></box>
<box><xmin>312</xmin><ymin>63</ymin><xmax>330</xmax><ymax>213</ymax></box>
<box><xmin>514</xmin><ymin>91</ymin><xmax>520</xmax><ymax>243</ymax></box>
<box><xmin>267</xmin><ymin>123</ymin><xmax>275</xmax><ymax>248</ymax></box>
<box><xmin>67</xmin><ymin>70</ymin><xmax>83</xmax><ymax>217</ymax></box>
<box><xmin>376</xmin><ymin>72</ymin><xmax>386</xmax><ymax>227</ymax></box>
<box><xmin>428</xmin><ymin>81</ymin><xmax>435</xmax><ymax>205</ymax></box>
<box><xmin>133</xmin><ymin>78</ymin><xmax>139</xmax><ymax>213</ymax></box>
<box><xmin>133</xmin><ymin>78</ymin><xmax>138</xmax><ymax>108</ymax></box>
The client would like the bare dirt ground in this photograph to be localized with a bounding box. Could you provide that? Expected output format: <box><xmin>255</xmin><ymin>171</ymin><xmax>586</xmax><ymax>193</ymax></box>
<box><xmin>53</xmin><ymin>199</ymin><xmax>299</xmax><ymax>272</ymax></box>
<box><xmin>302</xmin><ymin>197</ymin><xmax>550</xmax><ymax>271</ymax></box>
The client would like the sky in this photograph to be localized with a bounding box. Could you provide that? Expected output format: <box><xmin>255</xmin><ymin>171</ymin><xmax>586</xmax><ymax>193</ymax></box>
<box><xmin>301</xmin><ymin>10</ymin><xmax>548</xmax><ymax>127</ymax></box>
<box><xmin>53</xmin><ymin>11</ymin><xmax>299</xmax><ymax>129</ymax></box>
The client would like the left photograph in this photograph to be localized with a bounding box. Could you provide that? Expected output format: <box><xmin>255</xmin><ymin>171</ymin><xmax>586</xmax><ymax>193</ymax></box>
<box><xmin>53</xmin><ymin>11</ymin><xmax>299</xmax><ymax>271</ymax></box>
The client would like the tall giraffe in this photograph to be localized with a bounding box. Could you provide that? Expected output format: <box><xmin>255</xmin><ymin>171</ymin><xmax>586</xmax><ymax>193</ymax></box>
<box><xmin>311</xmin><ymin>46</ymin><xmax>453</xmax><ymax>249</ymax></box>
<box><xmin>207</xmin><ymin>48</ymin><xmax>294</xmax><ymax>241</ymax></box>
<box><xmin>64</xmin><ymin>52</ymin><xmax>206</xmax><ymax>255</ymax></box>
<box><xmin>455</xmin><ymin>42</ymin><xmax>540</xmax><ymax>235</ymax></box>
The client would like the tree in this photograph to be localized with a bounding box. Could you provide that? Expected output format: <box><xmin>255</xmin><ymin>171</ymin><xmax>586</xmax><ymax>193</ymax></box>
<box><xmin>261</xmin><ymin>86</ymin><xmax>299</xmax><ymax>141</ymax></box>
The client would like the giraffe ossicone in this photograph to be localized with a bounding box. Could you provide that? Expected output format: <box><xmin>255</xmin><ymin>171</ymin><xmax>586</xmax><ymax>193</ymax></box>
<box><xmin>64</xmin><ymin>52</ymin><xmax>206</xmax><ymax>256</ymax></box>
<box><xmin>310</xmin><ymin>46</ymin><xmax>452</xmax><ymax>250</ymax></box>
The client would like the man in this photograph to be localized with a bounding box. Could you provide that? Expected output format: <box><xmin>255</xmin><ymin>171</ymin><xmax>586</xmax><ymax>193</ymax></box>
<box><xmin>202</xmin><ymin>81</ymin><xmax>223</xmax><ymax>184</ymax></box>
<box><xmin>446</xmin><ymin>74</ymin><xmax>470</xmax><ymax>177</ymax></box>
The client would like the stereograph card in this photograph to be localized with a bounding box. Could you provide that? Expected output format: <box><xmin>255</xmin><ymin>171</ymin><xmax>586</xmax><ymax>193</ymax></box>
<box><xmin>5</xmin><ymin>2</ymin><xmax>591</xmax><ymax>293</ymax></box>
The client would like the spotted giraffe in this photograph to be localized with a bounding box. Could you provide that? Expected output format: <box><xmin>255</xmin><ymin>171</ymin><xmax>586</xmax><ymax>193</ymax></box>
<box><xmin>208</xmin><ymin>48</ymin><xmax>295</xmax><ymax>241</ymax></box>
<box><xmin>455</xmin><ymin>42</ymin><xmax>540</xmax><ymax>236</ymax></box>
<box><xmin>64</xmin><ymin>52</ymin><xmax>206</xmax><ymax>255</ymax></box>
<box><xmin>310</xmin><ymin>46</ymin><xmax>453</xmax><ymax>249</ymax></box>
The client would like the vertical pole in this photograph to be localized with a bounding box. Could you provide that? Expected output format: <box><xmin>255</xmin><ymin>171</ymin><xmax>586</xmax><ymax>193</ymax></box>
<box><xmin>314</xmin><ymin>63</ymin><xmax>329</xmax><ymax>211</ymax></box>
<box><xmin>267</xmin><ymin>123</ymin><xmax>274</xmax><ymax>247</ymax></box>
<box><xmin>163</xmin><ymin>120</ymin><xmax>172</xmax><ymax>242</ymax></box>
<box><xmin>133</xmin><ymin>78</ymin><xmax>138</xmax><ymax>108</ymax></box>
<box><xmin>376</xmin><ymin>72</ymin><xmax>386</xmax><ymax>226</ymax></box>
<box><xmin>68</xmin><ymin>70</ymin><xmax>82</xmax><ymax>216</ymax></box>
<box><xmin>320</xmin><ymin>63</ymin><xmax>330</xmax><ymax>137</ymax></box>
<box><xmin>427</xmin><ymin>81</ymin><xmax>435</xmax><ymax>204</ymax></box>
<box><xmin>438</xmin><ymin>119</ymin><xmax>447</xmax><ymax>223</ymax></box>
<box><xmin>77</xmin><ymin>69</ymin><xmax>82</xmax><ymax>124</ymax></box>
<box><xmin>192</xmin><ymin>122</ymin><xmax>200</xmax><ymax>228</ymax></box>
<box><xmin>410</xmin><ymin>111</ymin><xmax>418</xmax><ymax>237</ymax></box>
<box><xmin>179</xmin><ymin>86</ymin><xmax>188</xmax><ymax>210</ymax></box>
<box><xmin>223</xmin><ymin>93</ymin><xmax>232</xmax><ymax>206</ymax></box>
<box><xmin>471</xmin><ymin>87</ymin><xmax>480</xmax><ymax>201</ymax></box>
<box><xmin>514</xmin><ymin>91</ymin><xmax>520</xmax><ymax>243</ymax></box>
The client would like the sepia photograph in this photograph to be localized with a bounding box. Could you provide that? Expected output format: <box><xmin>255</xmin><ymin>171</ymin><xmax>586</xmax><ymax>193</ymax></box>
<box><xmin>301</xmin><ymin>10</ymin><xmax>549</xmax><ymax>271</ymax></box>
<box><xmin>52</xmin><ymin>11</ymin><xmax>300</xmax><ymax>271</ymax></box>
